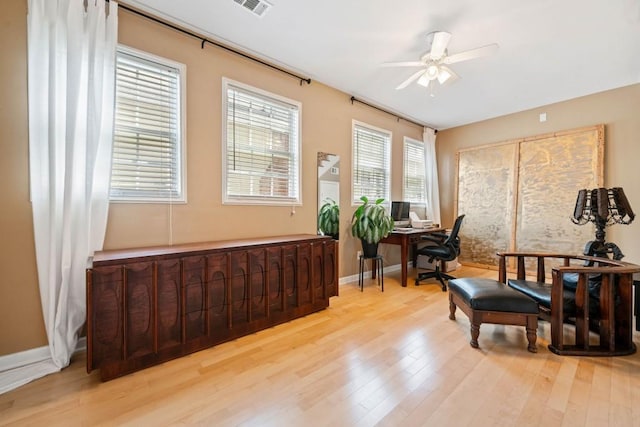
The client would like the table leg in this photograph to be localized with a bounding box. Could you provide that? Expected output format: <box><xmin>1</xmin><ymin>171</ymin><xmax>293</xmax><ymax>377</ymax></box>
<box><xmin>400</xmin><ymin>237</ymin><xmax>408</xmax><ymax>287</ymax></box>
<box><xmin>411</xmin><ymin>243</ymin><xmax>418</xmax><ymax>267</ymax></box>
<box><xmin>635</xmin><ymin>280</ymin><xmax>639</xmax><ymax>332</ymax></box>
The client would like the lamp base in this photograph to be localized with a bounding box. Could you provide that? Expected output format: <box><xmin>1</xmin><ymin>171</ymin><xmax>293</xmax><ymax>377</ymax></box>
<box><xmin>583</xmin><ymin>240</ymin><xmax>624</xmax><ymax>260</ymax></box>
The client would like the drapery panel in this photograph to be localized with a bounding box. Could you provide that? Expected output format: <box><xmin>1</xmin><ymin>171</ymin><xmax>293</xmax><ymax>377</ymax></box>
<box><xmin>423</xmin><ymin>127</ymin><xmax>441</xmax><ymax>225</ymax></box>
<box><xmin>2</xmin><ymin>0</ymin><xmax>119</xmax><ymax>394</ymax></box>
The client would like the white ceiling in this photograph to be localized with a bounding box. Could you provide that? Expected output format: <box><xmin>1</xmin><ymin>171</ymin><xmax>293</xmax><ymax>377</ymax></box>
<box><xmin>124</xmin><ymin>0</ymin><xmax>640</xmax><ymax>130</ymax></box>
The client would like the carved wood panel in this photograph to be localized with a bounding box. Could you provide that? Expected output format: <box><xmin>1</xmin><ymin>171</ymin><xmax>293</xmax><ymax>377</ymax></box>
<box><xmin>248</xmin><ymin>248</ymin><xmax>267</xmax><ymax>321</ymax></box>
<box><xmin>124</xmin><ymin>262</ymin><xmax>155</xmax><ymax>359</ymax></box>
<box><xmin>156</xmin><ymin>258</ymin><xmax>182</xmax><ymax>351</ymax></box>
<box><xmin>88</xmin><ymin>265</ymin><xmax>124</xmax><ymax>370</ymax></box>
<box><xmin>206</xmin><ymin>253</ymin><xmax>229</xmax><ymax>341</ymax></box>
<box><xmin>230</xmin><ymin>251</ymin><xmax>249</xmax><ymax>326</ymax></box>
<box><xmin>182</xmin><ymin>256</ymin><xmax>207</xmax><ymax>341</ymax></box>
<box><xmin>297</xmin><ymin>244</ymin><xmax>312</xmax><ymax>306</ymax></box>
<box><xmin>267</xmin><ymin>247</ymin><xmax>285</xmax><ymax>313</ymax></box>
<box><xmin>283</xmin><ymin>244</ymin><xmax>298</xmax><ymax>308</ymax></box>
<box><xmin>324</xmin><ymin>241</ymin><xmax>338</xmax><ymax>297</ymax></box>
<box><xmin>312</xmin><ymin>243</ymin><xmax>325</xmax><ymax>301</ymax></box>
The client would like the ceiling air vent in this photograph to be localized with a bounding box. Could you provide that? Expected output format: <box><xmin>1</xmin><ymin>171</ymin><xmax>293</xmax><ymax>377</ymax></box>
<box><xmin>233</xmin><ymin>0</ymin><xmax>272</xmax><ymax>17</ymax></box>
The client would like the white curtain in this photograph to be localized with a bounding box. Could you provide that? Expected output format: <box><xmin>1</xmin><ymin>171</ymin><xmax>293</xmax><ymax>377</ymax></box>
<box><xmin>423</xmin><ymin>127</ymin><xmax>441</xmax><ymax>226</ymax></box>
<box><xmin>5</xmin><ymin>0</ymin><xmax>118</xmax><ymax>393</ymax></box>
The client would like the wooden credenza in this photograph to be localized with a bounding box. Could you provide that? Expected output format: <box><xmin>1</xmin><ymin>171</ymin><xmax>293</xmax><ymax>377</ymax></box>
<box><xmin>86</xmin><ymin>234</ymin><xmax>338</xmax><ymax>381</ymax></box>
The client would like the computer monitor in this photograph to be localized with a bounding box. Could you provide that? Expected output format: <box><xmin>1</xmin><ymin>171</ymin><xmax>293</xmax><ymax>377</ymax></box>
<box><xmin>391</xmin><ymin>201</ymin><xmax>410</xmax><ymax>221</ymax></box>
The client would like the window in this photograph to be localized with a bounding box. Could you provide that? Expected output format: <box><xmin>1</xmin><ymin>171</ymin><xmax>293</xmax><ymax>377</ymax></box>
<box><xmin>110</xmin><ymin>46</ymin><xmax>185</xmax><ymax>202</ymax></box>
<box><xmin>223</xmin><ymin>79</ymin><xmax>301</xmax><ymax>205</ymax></box>
<box><xmin>352</xmin><ymin>121</ymin><xmax>391</xmax><ymax>204</ymax></box>
<box><xmin>403</xmin><ymin>137</ymin><xmax>426</xmax><ymax>205</ymax></box>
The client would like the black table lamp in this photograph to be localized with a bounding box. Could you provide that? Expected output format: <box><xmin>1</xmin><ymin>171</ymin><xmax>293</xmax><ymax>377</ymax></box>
<box><xmin>571</xmin><ymin>187</ymin><xmax>635</xmax><ymax>259</ymax></box>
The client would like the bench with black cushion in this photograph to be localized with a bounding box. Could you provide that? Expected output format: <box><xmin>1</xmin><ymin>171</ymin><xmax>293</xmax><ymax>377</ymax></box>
<box><xmin>448</xmin><ymin>278</ymin><xmax>539</xmax><ymax>352</ymax></box>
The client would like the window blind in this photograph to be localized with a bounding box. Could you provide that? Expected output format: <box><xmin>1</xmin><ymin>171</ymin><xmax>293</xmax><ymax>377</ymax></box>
<box><xmin>224</xmin><ymin>82</ymin><xmax>300</xmax><ymax>204</ymax></box>
<box><xmin>352</xmin><ymin>123</ymin><xmax>391</xmax><ymax>203</ymax></box>
<box><xmin>403</xmin><ymin>137</ymin><xmax>426</xmax><ymax>204</ymax></box>
<box><xmin>110</xmin><ymin>49</ymin><xmax>183</xmax><ymax>201</ymax></box>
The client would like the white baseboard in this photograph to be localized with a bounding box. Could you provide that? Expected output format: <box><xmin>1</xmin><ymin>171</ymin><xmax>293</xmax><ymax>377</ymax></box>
<box><xmin>0</xmin><ymin>337</ymin><xmax>87</xmax><ymax>395</ymax></box>
<box><xmin>0</xmin><ymin>337</ymin><xmax>86</xmax><ymax>374</ymax></box>
<box><xmin>339</xmin><ymin>262</ymin><xmax>402</xmax><ymax>285</ymax></box>
<box><xmin>0</xmin><ymin>345</ymin><xmax>51</xmax><ymax>373</ymax></box>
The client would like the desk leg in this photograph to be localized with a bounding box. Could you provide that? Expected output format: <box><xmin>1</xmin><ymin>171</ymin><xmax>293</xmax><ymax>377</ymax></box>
<box><xmin>411</xmin><ymin>243</ymin><xmax>418</xmax><ymax>267</ymax></box>
<box><xmin>635</xmin><ymin>280</ymin><xmax>639</xmax><ymax>332</ymax></box>
<box><xmin>400</xmin><ymin>237</ymin><xmax>408</xmax><ymax>287</ymax></box>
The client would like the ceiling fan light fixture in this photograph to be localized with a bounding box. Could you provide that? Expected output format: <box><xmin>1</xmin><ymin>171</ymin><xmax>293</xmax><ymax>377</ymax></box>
<box><xmin>437</xmin><ymin>67</ymin><xmax>452</xmax><ymax>84</ymax></box>
<box><xmin>417</xmin><ymin>72</ymin><xmax>431</xmax><ymax>88</ymax></box>
<box><xmin>425</xmin><ymin>64</ymin><xmax>440</xmax><ymax>80</ymax></box>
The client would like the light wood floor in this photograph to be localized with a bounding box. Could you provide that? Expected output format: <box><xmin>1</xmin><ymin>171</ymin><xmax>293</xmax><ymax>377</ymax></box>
<box><xmin>2</xmin><ymin>266</ymin><xmax>640</xmax><ymax>426</ymax></box>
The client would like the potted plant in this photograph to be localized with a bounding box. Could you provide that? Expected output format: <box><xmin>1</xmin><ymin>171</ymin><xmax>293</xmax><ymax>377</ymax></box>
<box><xmin>318</xmin><ymin>198</ymin><xmax>340</xmax><ymax>240</ymax></box>
<box><xmin>350</xmin><ymin>196</ymin><xmax>394</xmax><ymax>257</ymax></box>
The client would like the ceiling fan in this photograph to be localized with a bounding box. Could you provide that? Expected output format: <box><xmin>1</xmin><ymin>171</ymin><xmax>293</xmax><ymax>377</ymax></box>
<box><xmin>384</xmin><ymin>31</ymin><xmax>499</xmax><ymax>91</ymax></box>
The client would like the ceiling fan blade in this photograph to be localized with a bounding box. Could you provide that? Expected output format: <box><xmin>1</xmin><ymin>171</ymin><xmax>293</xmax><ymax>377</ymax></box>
<box><xmin>395</xmin><ymin>69</ymin><xmax>426</xmax><ymax>90</ymax></box>
<box><xmin>380</xmin><ymin>61</ymin><xmax>425</xmax><ymax>67</ymax></box>
<box><xmin>430</xmin><ymin>31</ymin><xmax>452</xmax><ymax>60</ymax></box>
<box><xmin>444</xmin><ymin>43</ymin><xmax>499</xmax><ymax>64</ymax></box>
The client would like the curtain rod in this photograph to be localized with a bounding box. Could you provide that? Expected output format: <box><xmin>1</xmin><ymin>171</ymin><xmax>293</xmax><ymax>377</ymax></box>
<box><xmin>114</xmin><ymin>1</ymin><xmax>312</xmax><ymax>86</ymax></box>
<box><xmin>349</xmin><ymin>96</ymin><xmax>436</xmax><ymax>132</ymax></box>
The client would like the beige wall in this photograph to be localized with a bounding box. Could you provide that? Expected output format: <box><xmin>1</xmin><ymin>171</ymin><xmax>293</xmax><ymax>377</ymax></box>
<box><xmin>0</xmin><ymin>1</ymin><xmax>421</xmax><ymax>356</ymax></box>
<box><xmin>436</xmin><ymin>83</ymin><xmax>640</xmax><ymax>265</ymax></box>
<box><xmin>0</xmin><ymin>0</ymin><xmax>49</xmax><ymax>356</ymax></box>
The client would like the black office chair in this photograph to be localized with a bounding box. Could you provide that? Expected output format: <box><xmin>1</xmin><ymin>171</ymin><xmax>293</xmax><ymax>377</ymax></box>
<box><xmin>415</xmin><ymin>214</ymin><xmax>465</xmax><ymax>291</ymax></box>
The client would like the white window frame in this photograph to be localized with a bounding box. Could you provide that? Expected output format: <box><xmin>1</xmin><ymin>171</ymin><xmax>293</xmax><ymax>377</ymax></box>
<box><xmin>403</xmin><ymin>137</ymin><xmax>427</xmax><ymax>206</ymax></box>
<box><xmin>351</xmin><ymin>120</ymin><xmax>391</xmax><ymax>206</ymax></box>
<box><xmin>110</xmin><ymin>45</ymin><xmax>187</xmax><ymax>203</ymax></box>
<box><xmin>222</xmin><ymin>78</ymin><xmax>302</xmax><ymax>206</ymax></box>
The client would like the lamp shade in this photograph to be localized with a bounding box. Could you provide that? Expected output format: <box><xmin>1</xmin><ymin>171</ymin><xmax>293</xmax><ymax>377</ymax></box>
<box><xmin>571</xmin><ymin>187</ymin><xmax>635</xmax><ymax>226</ymax></box>
<box><xmin>571</xmin><ymin>187</ymin><xmax>634</xmax><ymax>260</ymax></box>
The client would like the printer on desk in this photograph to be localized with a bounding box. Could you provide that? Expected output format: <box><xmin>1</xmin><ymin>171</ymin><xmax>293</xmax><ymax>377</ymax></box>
<box><xmin>409</xmin><ymin>211</ymin><xmax>433</xmax><ymax>229</ymax></box>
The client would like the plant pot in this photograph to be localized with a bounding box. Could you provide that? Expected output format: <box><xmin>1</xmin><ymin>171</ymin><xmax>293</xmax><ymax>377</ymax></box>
<box><xmin>360</xmin><ymin>239</ymin><xmax>379</xmax><ymax>258</ymax></box>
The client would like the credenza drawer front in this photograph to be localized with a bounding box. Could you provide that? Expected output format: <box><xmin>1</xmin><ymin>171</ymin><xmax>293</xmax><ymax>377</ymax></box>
<box><xmin>282</xmin><ymin>245</ymin><xmax>298</xmax><ymax>308</ymax></box>
<box><xmin>182</xmin><ymin>256</ymin><xmax>207</xmax><ymax>341</ymax></box>
<box><xmin>230</xmin><ymin>251</ymin><xmax>249</xmax><ymax>327</ymax></box>
<box><xmin>124</xmin><ymin>262</ymin><xmax>155</xmax><ymax>359</ymax></box>
<box><xmin>312</xmin><ymin>243</ymin><xmax>325</xmax><ymax>301</ymax></box>
<box><xmin>207</xmin><ymin>253</ymin><xmax>229</xmax><ymax>340</ymax></box>
<box><xmin>324</xmin><ymin>242</ymin><xmax>337</xmax><ymax>297</ymax></box>
<box><xmin>249</xmin><ymin>249</ymin><xmax>267</xmax><ymax>321</ymax></box>
<box><xmin>88</xmin><ymin>265</ymin><xmax>124</xmax><ymax>371</ymax></box>
<box><xmin>157</xmin><ymin>259</ymin><xmax>182</xmax><ymax>351</ymax></box>
<box><xmin>298</xmin><ymin>244</ymin><xmax>312</xmax><ymax>306</ymax></box>
<box><xmin>267</xmin><ymin>247</ymin><xmax>284</xmax><ymax>314</ymax></box>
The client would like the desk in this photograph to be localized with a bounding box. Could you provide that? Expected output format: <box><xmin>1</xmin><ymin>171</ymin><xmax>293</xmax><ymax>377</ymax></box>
<box><xmin>378</xmin><ymin>227</ymin><xmax>444</xmax><ymax>287</ymax></box>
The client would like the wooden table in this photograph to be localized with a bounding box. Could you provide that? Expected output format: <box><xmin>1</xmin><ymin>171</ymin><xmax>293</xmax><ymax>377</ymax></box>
<box><xmin>377</xmin><ymin>227</ymin><xmax>445</xmax><ymax>287</ymax></box>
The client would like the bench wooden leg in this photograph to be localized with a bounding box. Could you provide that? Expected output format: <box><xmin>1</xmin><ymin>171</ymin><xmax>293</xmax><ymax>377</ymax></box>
<box><xmin>526</xmin><ymin>315</ymin><xmax>538</xmax><ymax>353</ymax></box>
<box><xmin>449</xmin><ymin>294</ymin><xmax>457</xmax><ymax>320</ymax></box>
<box><xmin>470</xmin><ymin>323</ymin><xmax>480</xmax><ymax>348</ymax></box>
